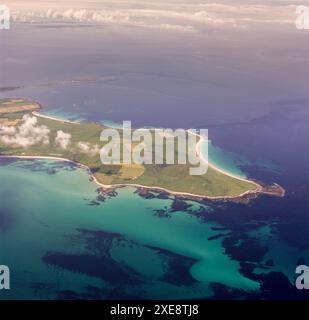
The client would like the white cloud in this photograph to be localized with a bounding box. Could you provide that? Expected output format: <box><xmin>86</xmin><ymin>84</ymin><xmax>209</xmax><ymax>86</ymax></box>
<box><xmin>0</xmin><ymin>115</ymin><xmax>50</xmax><ymax>148</ymax></box>
<box><xmin>0</xmin><ymin>126</ymin><xmax>16</xmax><ymax>135</ymax></box>
<box><xmin>9</xmin><ymin>1</ymin><xmax>299</xmax><ymax>31</ymax></box>
<box><xmin>10</xmin><ymin>7</ymin><xmax>236</xmax><ymax>31</ymax></box>
<box><xmin>55</xmin><ymin>130</ymin><xmax>71</xmax><ymax>150</ymax></box>
<box><xmin>77</xmin><ymin>141</ymin><xmax>100</xmax><ymax>156</ymax></box>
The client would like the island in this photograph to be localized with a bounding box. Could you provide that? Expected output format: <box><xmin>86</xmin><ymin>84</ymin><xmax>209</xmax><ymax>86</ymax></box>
<box><xmin>0</xmin><ymin>99</ymin><xmax>285</xmax><ymax>201</ymax></box>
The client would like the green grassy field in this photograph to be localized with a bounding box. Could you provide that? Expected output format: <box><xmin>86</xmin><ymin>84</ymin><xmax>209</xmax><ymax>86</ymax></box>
<box><xmin>0</xmin><ymin>98</ymin><xmax>40</xmax><ymax>114</ymax></box>
<box><xmin>0</xmin><ymin>99</ymin><xmax>257</xmax><ymax>198</ymax></box>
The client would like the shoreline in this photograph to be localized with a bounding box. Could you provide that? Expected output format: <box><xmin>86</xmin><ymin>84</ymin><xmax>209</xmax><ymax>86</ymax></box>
<box><xmin>0</xmin><ymin>110</ymin><xmax>285</xmax><ymax>201</ymax></box>
<box><xmin>32</xmin><ymin>111</ymin><xmax>81</xmax><ymax>125</ymax></box>
<box><xmin>0</xmin><ymin>155</ymin><xmax>265</xmax><ymax>201</ymax></box>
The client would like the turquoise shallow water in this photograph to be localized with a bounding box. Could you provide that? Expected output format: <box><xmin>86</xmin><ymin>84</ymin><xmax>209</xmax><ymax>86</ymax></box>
<box><xmin>0</xmin><ymin>159</ymin><xmax>307</xmax><ymax>300</ymax></box>
<box><xmin>202</xmin><ymin>141</ymin><xmax>249</xmax><ymax>179</ymax></box>
<box><xmin>41</xmin><ymin>109</ymin><xmax>87</xmax><ymax>123</ymax></box>
<box><xmin>0</xmin><ymin>159</ymin><xmax>260</xmax><ymax>299</ymax></box>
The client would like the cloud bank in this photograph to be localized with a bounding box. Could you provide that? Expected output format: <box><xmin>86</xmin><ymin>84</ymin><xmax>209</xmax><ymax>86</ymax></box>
<box><xmin>0</xmin><ymin>115</ymin><xmax>50</xmax><ymax>148</ymax></box>
<box><xmin>8</xmin><ymin>0</ymin><xmax>299</xmax><ymax>32</ymax></box>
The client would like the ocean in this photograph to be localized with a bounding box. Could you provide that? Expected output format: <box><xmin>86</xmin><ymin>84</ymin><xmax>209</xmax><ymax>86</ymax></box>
<box><xmin>0</xmin><ymin>22</ymin><xmax>308</xmax><ymax>300</ymax></box>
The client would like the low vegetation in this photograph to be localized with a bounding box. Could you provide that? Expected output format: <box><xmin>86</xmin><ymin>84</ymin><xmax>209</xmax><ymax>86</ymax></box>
<box><xmin>0</xmin><ymin>99</ymin><xmax>257</xmax><ymax>198</ymax></box>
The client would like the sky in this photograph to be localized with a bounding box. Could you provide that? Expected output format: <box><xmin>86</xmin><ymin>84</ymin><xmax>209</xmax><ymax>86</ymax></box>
<box><xmin>5</xmin><ymin>0</ymin><xmax>309</xmax><ymax>32</ymax></box>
